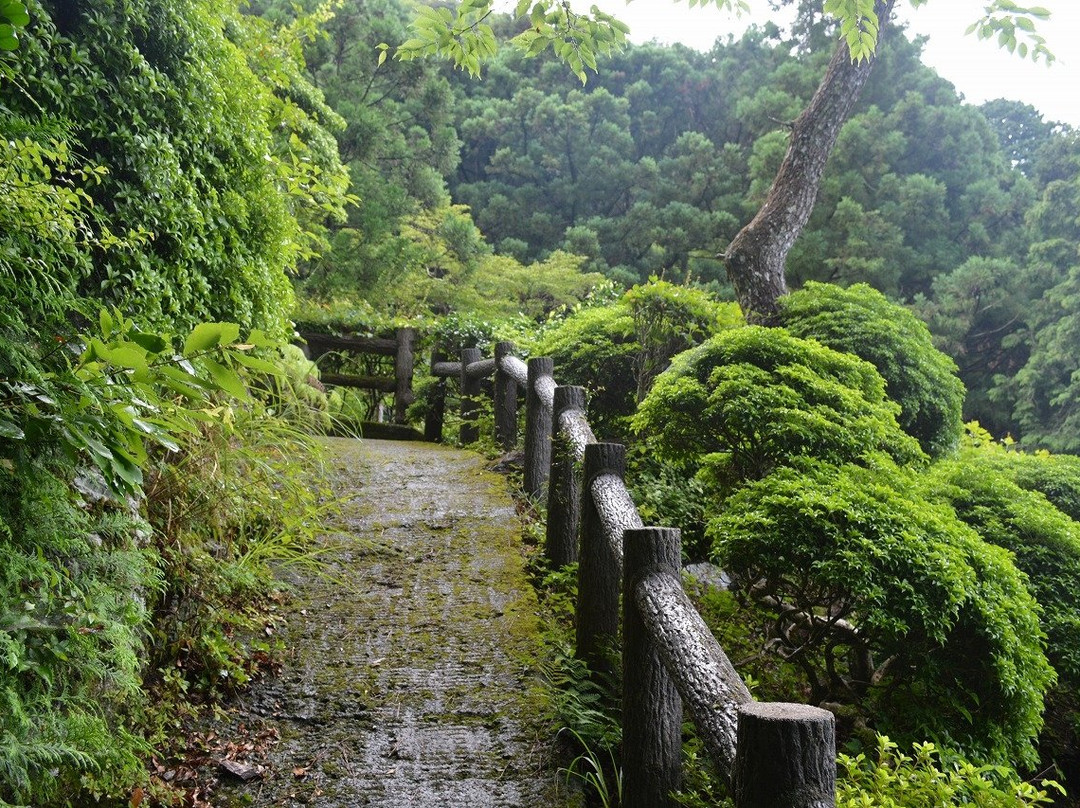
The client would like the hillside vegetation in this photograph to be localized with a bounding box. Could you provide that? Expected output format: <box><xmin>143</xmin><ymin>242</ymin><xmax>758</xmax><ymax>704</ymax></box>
<box><xmin>4</xmin><ymin>0</ymin><xmax>1080</xmax><ymax>804</ymax></box>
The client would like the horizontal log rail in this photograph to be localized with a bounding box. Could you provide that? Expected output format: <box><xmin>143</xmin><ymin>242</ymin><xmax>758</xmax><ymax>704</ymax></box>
<box><xmin>319</xmin><ymin>373</ymin><xmax>395</xmax><ymax>392</ymax></box>
<box><xmin>298</xmin><ymin>327</ymin><xmax>416</xmax><ymax>424</ymax></box>
<box><xmin>434</xmin><ymin>343</ymin><xmax>836</xmax><ymax>807</ymax></box>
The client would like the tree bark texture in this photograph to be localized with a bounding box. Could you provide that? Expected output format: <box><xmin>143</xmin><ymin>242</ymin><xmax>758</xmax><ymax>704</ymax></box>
<box><xmin>623</xmin><ymin>527</ymin><xmax>684</xmax><ymax>808</ymax></box>
<box><xmin>546</xmin><ymin>386</ymin><xmax>588</xmax><ymax>568</ymax></box>
<box><xmin>498</xmin><ymin>354</ymin><xmax>529</xmax><ymax>387</ymax></box>
<box><xmin>494</xmin><ymin>342</ymin><xmax>519</xmax><ymax>451</ymax></box>
<box><xmin>733</xmin><ymin>702</ymin><xmax>836</xmax><ymax>808</ymax></box>
<box><xmin>524</xmin><ymin>357</ymin><xmax>555</xmax><ymax>500</ymax></box>
<box><xmin>319</xmin><ymin>373</ymin><xmax>395</xmax><ymax>392</ymax></box>
<box><xmin>723</xmin><ymin>0</ymin><xmax>895</xmax><ymax>324</ymax></box>
<box><xmin>459</xmin><ymin>347</ymin><xmax>482</xmax><ymax>445</ymax></box>
<box><xmin>464</xmin><ymin>357</ymin><xmax>497</xmax><ymax>379</ymax></box>
<box><xmin>424</xmin><ymin>348</ymin><xmax>448</xmax><ymax>443</ymax></box>
<box><xmin>633</xmin><ymin>571</ymin><xmax>752</xmax><ymax>784</ymax></box>
<box><xmin>576</xmin><ymin>443</ymin><xmax>642</xmax><ymax>673</ymax></box>
<box><xmin>432</xmin><ymin>360</ymin><xmax>462</xmax><ymax>378</ymax></box>
<box><xmin>393</xmin><ymin>327</ymin><xmax>415</xmax><ymax>424</ymax></box>
<box><xmin>298</xmin><ymin>331</ymin><xmax>398</xmax><ymax>357</ymax></box>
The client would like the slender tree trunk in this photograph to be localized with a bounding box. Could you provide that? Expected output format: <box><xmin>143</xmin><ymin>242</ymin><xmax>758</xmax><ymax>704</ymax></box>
<box><xmin>724</xmin><ymin>0</ymin><xmax>895</xmax><ymax>324</ymax></box>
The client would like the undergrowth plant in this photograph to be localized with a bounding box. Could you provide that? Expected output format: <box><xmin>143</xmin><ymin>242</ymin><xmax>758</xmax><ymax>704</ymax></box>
<box><xmin>836</xmin><ymin>735</ymin><xmax>1062</xmax><ymax>807</ymax></box>
<box><xmin>0</xmin><ymin>309</ymin><xmax>334</xmax><ymax>804</ymax></box>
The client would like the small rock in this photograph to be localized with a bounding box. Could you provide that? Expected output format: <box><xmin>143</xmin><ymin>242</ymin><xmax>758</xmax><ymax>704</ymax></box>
<box><xmin>219</xmin><ymin>759</ymin><xmax>261</xmax><ymax>781</ymax></box>
<box><xmin>684</xmin><ymin>562</ymin><xmax>732</xmax><ymax>592</ymax></box>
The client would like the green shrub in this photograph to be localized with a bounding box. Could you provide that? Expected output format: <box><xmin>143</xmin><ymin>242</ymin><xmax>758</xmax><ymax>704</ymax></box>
<box><xmin>927</xmin><ymin>457</ymin><xmax>1080</xmax><ymax>683</ymax></box>
<box><xmin>537</xmin><ymin>279</ymin><xmax>739</xmax><ymax>438</ymax></box>
<box><xmin>978</xmin><ymin>450</ymin><xmax>1080</xmax><ymax>523</ymax></box>
<box><xmin>711</xmin><ymin>457</ymin><xmax>1053</xmax><ymax>767</ymax></box>
<box><xmin>837</xmin><ymin>735</ymin><xmax>1061</xmax><ymax>807</ymax></box>
<box><xmin>779</xmin><ymin>282</ymin><xmax>965</xmax><ymax>458</ymax></box>
<box><xmin>0</xmin><ymin>463</ymin><xmax>158</xmax><ymax>804</ymax></box>
<box><xmin>3</xmin><ymin>0</ymin><xmax>351</xmax><ymax>338</ymax></box>
<box><xmin>634</xmin><ymin>326</ymin><xmax>925</xmax><ymax>494</ymax></box>
<box><xmin>536</xmin><ymin>303</ymin><xmax>638</xmax><ymax>437</ymax></box>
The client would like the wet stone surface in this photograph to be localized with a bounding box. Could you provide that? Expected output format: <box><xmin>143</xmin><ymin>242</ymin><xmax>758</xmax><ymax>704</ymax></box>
<box><xmin>215</xmin><ymin>438</ymin><xmax>566</xmax><ymax>807</ymax></box>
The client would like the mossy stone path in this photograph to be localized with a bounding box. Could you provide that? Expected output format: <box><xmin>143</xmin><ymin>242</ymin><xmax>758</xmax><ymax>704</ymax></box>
<box><xmin>218</xmin><ymin>438</ymin><xmax>563</xmax><ymax>807</ymax></box>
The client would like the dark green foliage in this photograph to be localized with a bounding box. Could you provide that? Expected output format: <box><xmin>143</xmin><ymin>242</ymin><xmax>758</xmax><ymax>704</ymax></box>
<box><xmin>628</xmin><ymin>451</ymin><xmax>710</xmax><ymax>562</ymax></box>
<box><xmin>999</xmin><ymin>264</ymin><xmax>1080</xmax><ymax>453</ymax></box>
<box><xmin>0</xmin><ymin>461</ymin><xmax>156</xmax><ymax>804</ymax></box>
<box><xmin>927</xmin><ymin>457</ymin><xmax>1080</xmax><ymax>683</ymax></box>
<box><xmin>634</xmin><ymin>326</ymin><xmax>925</xmax><ymax>492</ymax></box>
<box><xmin>711</xmin><ymin>457</ymin><xmax>1053</xmax><ymax>768</ymax></box>
<box><xmin>536</xmin><ymin>279</ymin><xmax>738</xmax><ymax>438</ymax></box>
<box><xmin>778</xmin><ymin>282</ymin><xmax>965</xmax><ymax>457</ymax></box>
<box><xmin>3</xmin><ymin>0</ymin><xmax>350</xmax><ymax>338</ymax></box>
<box><xmin>535</xmin><ymin>304</ymin><xmax>637</xmax><ymax>437</ymax></box>
<box><xmin>983</xmin><ymin>451</ymin><xmax>1080</xmax><ymax>522</ymax></box>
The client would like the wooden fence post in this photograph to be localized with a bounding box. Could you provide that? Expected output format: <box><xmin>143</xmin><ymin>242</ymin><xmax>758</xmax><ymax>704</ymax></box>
<box><xmin>623</xmin><ymin>526</ymin><xmax>683</xmax><ymax>808</ymax></box>
<box><xmin>494</xmin><ymin>341</ymin><xmax>518</xmax><ymax>451</ymax></box>
<box><xmin>393</xmin><ymin>327</ymin><xmax>415</xmax><ymax>424</ymax></box>
<box><xmin>460</xmin><ymin>347</ymin><xmax>481</xmax><ymax>445</ymax></box>
<box><xmin>733</xmin><ymin>702</ymin><xmax>836</xmax><ymax>808</ymax></box>
<box><xmin>424</xmin><ymin>346</ymin><xmax>447</xmax><ymax>443</ymax></box>
<box><xmin>523</xmin><ymin>357</ymin><xmax>554</xmax><ymax>499</ymax></box>
<box><xmin>545</xmin><ymin>385</ymin><xmax>585</xmax><ymax>567</ymax></box>
<box><xmin>576</xmin><ymin>442</ymin><xmax>626</xmax><ymax>674</ymax></box>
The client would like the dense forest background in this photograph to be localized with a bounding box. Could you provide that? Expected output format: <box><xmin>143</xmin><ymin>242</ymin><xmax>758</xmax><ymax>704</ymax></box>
<box><xmin>5</xmin><ymin>0</ymin><xmax>1080</xmax><ymax>804</ymax></box>
<box><xmin>269</xmin><ymin>0</ymin><xmax>1080</xmax><ymax>452</ymax></box>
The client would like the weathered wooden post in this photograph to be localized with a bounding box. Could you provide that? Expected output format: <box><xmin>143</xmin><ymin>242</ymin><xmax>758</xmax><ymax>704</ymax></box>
<box><xmin>733</xmin><ymin>703</ymin><xmax>836</xmax><ymax>808</ymax></box>
<box><xmin>523</xmin><ymin>357</ymin><xmax>554</xmax><ymax>499</ymax></box>
<box><xmin>460</xmin><ymin>347</ymin><xmax>482</xmax><ymax>445</ymax></box>
<box><xmin>545</xmin><ymin>386</ymin><xmax>586</xmax><ymax>567</ymax></box>
<box><xmin>424</xmin><ymin>346</ymin><xmax>447</xmax><ymax>443</ymax></box>
<box><xmin>393</xmin><ymin>327</ymin><xmax>416</xmax><ymax>424</ymax></box>
<box><xmin>623</xmin><ymin>526</ymin><xmax>683</xmax><ymax>808</ymax></box>
<box><xmin>576</xmin><ymin>442</ymin><xmax>629</xmax><ymax>674</ymax></box>
<box><xmin>494</xmin><ymin>341</ymin><xmax>518</xmax><ymax>451</ymax></box>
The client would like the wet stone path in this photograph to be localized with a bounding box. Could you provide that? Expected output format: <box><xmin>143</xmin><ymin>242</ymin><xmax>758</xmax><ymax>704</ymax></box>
<box><xmin>216</xmin><ymin>438</ymin><xmax>565</xmax><ymax>807</ymax></box>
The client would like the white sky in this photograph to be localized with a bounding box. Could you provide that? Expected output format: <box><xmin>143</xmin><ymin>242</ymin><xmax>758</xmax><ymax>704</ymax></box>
<box><xmin>579</xmin><ymin>0</ymin><xmax>1080</xmax><ymax>127</ymax></box>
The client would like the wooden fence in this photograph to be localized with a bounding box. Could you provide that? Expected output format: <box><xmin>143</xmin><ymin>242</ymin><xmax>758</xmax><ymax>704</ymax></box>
<box><xmin>430</xmin><ymin>343</ymin><xmax>837</xmax><ymax>808</ymax></box>
<box><xmin>299</xmin><ymin>328</ymin><xmax>416</xmax><ymax>424</ymax></box>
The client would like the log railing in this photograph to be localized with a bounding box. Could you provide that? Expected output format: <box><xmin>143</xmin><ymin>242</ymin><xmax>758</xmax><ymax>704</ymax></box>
<box><xmin>299</xmin><ymin>328</ymin><xmax>416</xmax><ymax>424</ymax></box>
<box><xmin>429</xmin><ymin>344</ymin><xmax>837</xmax><ymax>808</ymax></box>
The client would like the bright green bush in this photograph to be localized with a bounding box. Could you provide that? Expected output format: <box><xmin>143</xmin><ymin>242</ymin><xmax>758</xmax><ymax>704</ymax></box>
<box><xmin>979</xmin><ymin>449</ymin><xmax>1080</xmax><ymax>523</ymax></box>
<box><xmin>634</xmin><ymin>326</ymin><xmax>925</xmax><ymax>493</ymax></box>
<box><xmin>779</xmin><ymin>282</ymin><xmax>965</xmax><ymax>458</ymax></box>
<box><xmin>711</xmin><ymin>457</ymin><xmax>1053</xmax><ymax>767</ymax></box>
<box><xmin>536</xmin><ymin>304</ymin><xmax>638</xmax><ymax>436</ymax></box>
<box><xmin>927</xmin><ymin>457</ymin><xmax>1080</xmax><ymax>683</ymax></box>
<box><xmin>537</xmin><ymin>279</ymin><xmax>738</xmax><ymax>438</ymax></box>
<box><xmin>2</xmin><ymin>0</ymin><xmax>351</xmax><ymax>338</ymax></box>
<box><xmin>837</xmin><ymin>735</ymin><xmax>1061</xmax><ymax>807</ymax></box>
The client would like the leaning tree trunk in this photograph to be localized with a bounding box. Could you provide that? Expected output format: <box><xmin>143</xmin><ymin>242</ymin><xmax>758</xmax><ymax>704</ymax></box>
<box><xmin>724</xmin><ymin>0</ymin><xmax>896</xmax><ymax>324</ymax></box>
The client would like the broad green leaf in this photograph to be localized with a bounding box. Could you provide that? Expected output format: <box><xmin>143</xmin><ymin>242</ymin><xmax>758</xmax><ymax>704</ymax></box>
<box><xmin>184</xmin><ymin>322</ymin><xmax>225</xmax><ymax>354</ymax></box>
<box><xmin>158</xmin><ymin>365</ymin><xmax>210</xmax><ymax>399</ymax></box>
<box><xmin>1</xmin><ymin>3</ymin><xmax>28</xmax><ymax>26</ymax></box>
<box><xmin>99</xmin><ymin>344</ymin><xmax>149</xmax><ymax>372</ymax></box>
<box><xmin>217</xmin><ymin>322</ymin><xmax>241</xmax><ymax>346</ymax></box>
<box><xmin>230</xmin><ymin>352</ymin><xmax>283</xmax><ymax>375</ymax></box>
<box><xmin>200</xmin><ymin>358</ymin><xmax>249</xmax><ymax>400</ymax></box>
<box><xmin>129</xmin><ymin>331</ymin><xmax>168</xmax><ymax>354</ymax></box>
